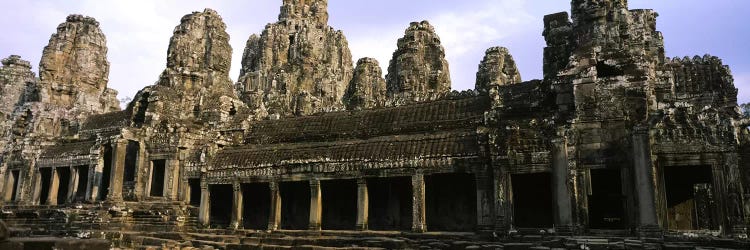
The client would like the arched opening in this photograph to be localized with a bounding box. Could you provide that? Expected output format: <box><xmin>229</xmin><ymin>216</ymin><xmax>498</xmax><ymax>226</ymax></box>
<box><xmin>56</xmin><ymin>167</ymin><xmax>71</xmax><ymax>205</ymax></box>
<box><xmin>321</xmin><ymin>179</ymin><xmax>357</xmax><ymax>230</ymax></box>
<box><xmin>242</xmin><ymin>183</ymin><xmax>271</xmax><ymax>230</ymax></box>
<box><xmin>280</xmin><ymin>181</ymin><xmax>310</xmax><ymax>230</ymax></box>
<box><xmin>39</xmin><ymin>168</ymin><xmax>52</xmax><ymax>205</ymax></box>
<box><xmin>425</xmin><ymin>173</ymin><xmax>477</xmax><ymax>231</ymax></box>
<box><xmin>209</xmin><ymin>184</ymin><xmax>233</xmax><ymax>228</ymax></box>
<box><xmin>367</xmin><ymin>177</ymin><xmax>412</xmax><ymax>231</ymax></box>
<box><xmin>511</xmin><ymin>172</ymin><xmax>554</xmax><ymax>228</ymax></box>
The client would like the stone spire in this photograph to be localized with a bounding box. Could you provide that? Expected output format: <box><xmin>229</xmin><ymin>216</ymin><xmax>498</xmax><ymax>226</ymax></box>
<box><xmin>159</xmin><ymin>8</ymin><xmax>234</xmax><ymax>96</ymax></box>
<box><xmin>475</xmin><ymin>47</ymin><xmax>522</xmax><ymax>92</ymax></box>
<box><xmin>278</xmin><ymin>0</ymin><xmax>328</xmax><ymax>25</ymax></box>
<box><xmin>0</xmin><ymin>55</ymin><xmax>35</xmax><ymax>114</ymax></box>
<box><xmin>237</xmin><ymin>0</ymin><xmax>353</xmax><ymax>118</ymax></box>
<box><xmin>38</xmin><ymin>14</ymin><xmax>119</xmax><ymax>113</ymax></box>
<box><xmin>136</xmin><ymin>9</ymin><xmax>245</xmax><ymax>125</ymax></box>
<box><xmin>386</xmin><ymin>21</ymin><xmax>451</xmax><ymax>103</ymax></box>
<box><xmin>344</xmin><ymin>58</ymin><xmax>386</xmax><ymax>110</ymax></box>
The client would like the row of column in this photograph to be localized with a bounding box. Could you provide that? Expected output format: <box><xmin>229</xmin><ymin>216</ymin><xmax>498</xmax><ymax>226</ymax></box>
<box><xmin>198</xmin><ymin>176</ymin><xmax>431</xmax><ymax>232</ymax></box>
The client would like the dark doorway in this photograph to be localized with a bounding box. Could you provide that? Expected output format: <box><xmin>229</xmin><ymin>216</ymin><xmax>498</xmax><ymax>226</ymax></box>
<box><xmin>511</xmin><ymin>172</ymin><xmax>554</xmax><ymax>228</ymax></box>
<box><xmin>321</xmin><ymin>179</ymin><xmax>357</xmax><ymax>230</ymax></box>
<box><xmin>209</xmin><ymin>184</ymin><xmax>233</xmax><ymax>228</ymax></box>
<box><xmin>56</xmin><ymin>167</ymin><xmax>71</xmax><ymax>205</ymax></box>
<box><xmin>150</xmin><ymin>160</ymin><xmax>166</xmax><ymax>197</ymax></box>
<box><xmin>98</xmin><ymin>145</ymin><xmax>113</xmax><ymax>201</ymax></box>
<box><xmin>123</xmin><ymin>141</ymin><xmax>139</xmax><ymax>183</ymax></box>
<box><xmin>242</xmin><ymin>183</ymin><xmax>271</xmax><ymax>230</ymax></box>
<box><xmin>588</xmin><ymin>169</ymin><xmax>627</xmax><ymax>229</ymax></box>
<box><xmin>188</xmin><ymin>178</ymin><xmax>201</xmax><ymax>206</ymax></box>
<box><xmin>280</xmin><ymin>181</ymin><xmax>310</xmax><ymax>230</ymax></box>
<box><xmin>10</xmin><ymin>170</ymin><xmax>19</xmax><ymax>201</ymax></box>
<box><xmin>367</xmin><ymin>177</ymin><xmax>412</xmax><ymax>231</ymax></box>
<box><xmin>75</xmin><ymin>166</ymin><xmax>89</xmax><ymax>201</ymax></box>
<box><xmin>425</xmin><ymin>173</ymin><xmax>477</xmax><ymax>231</ymax></box>
<box><xmin>664</xmin><ymin>165</ymin><xmax>716</xmax><ymax>230</ymax></box>
<box><xmin>39</xmin><ymin>168</ymin><xmax>52</xmax><ymax>205</ymax></box>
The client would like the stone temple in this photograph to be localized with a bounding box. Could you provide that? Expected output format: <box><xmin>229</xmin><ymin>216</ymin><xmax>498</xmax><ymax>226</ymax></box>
<box><xmin>0</xmin><ymin>0</ymin><xmax>748</xmax><ymax>249</ymax></box>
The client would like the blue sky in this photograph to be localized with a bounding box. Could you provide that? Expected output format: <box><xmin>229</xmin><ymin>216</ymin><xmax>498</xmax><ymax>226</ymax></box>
<box><xmin>1</xmin><ymin>0</ymin><xmax>748</xmax><ymax>104</ymax></box>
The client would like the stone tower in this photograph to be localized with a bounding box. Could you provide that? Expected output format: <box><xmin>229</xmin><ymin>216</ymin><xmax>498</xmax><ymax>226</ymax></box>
<box><xmin>237</xmin><ymin>0</ymin><xmax>353</xmax><ymax>118</ymax></box>
<box><xmin>343</xmin><ymin>57</ymin><xmax>386</xmax><ymax>110</ymax></box>
<box><xmin>386</xmin><ymin>21</ymin><xmax>451</xmax><ymax>104</ymax></box>
<box><xmin>38</xmin><ymin>15</ymin><xmax>119</xmax><ymax>114</ymax></box>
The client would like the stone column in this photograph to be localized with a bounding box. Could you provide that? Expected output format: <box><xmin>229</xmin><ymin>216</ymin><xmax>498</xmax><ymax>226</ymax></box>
<box><xmin>2</xmin><ymin>170</ymin><xmax>14</xmax><ymax>202</ymax></box>
<box><xmin>108</xmin><ymin>140</ymin><xmax>127</xmax><ymax>202</ymax></box>
<box><xmin>632</xmin><ymin>127</ymin><xmax>661</xmax><ymax>236</ymax></box>
<box><xmin>268</xmin><ymin>182</ymin><xmax>281</xmax><ymax>231</ymax></box>
<box><xmin>309</xmin><ymin>179</ymin><xmax>322</xmax><ymax>230</ymax></box>
<box><xmin>552</xmin><ymin>137</ymin><xmax>574</xmax><ymax>233</ymax></box>
<box><xmin>356</xmin><ymin>179</ymin><xmax>369</xmax><ymax>231</ymax></box>
<box><xmin>167</xmin><ymin>158</ymin><xmax>180</xmax><ymax>200</ymax></box>
<box><xmin>412</xmin><ymin>174</ymin><xmax>426</xmax><ymax>233</ymax></box>
<box><xmin>198</xmin><ymin>181</ymin><xmax>210</xmax><ymax>227</ymax></box>
<box><xmin>67</xmin><ymin>166</ymin><xmax>78</xmax><ymax>203</ymax></box>
<box><xmin>475</xmin><ymin>171</ymin><xmax>494</xmax><ymax>232</ymax></box>
<box><xmin>88</xmin><ymin>152</ymin><xmax>105</xmax><ymax>202</ymax></box>
<box><xmin>46</xmin><ymin>168</ymin><xmax>60</xmax><ymax>205</ymax></box>
<box><xmin>230</xmin><ymin>182</ymin><xmax>243</xmax><ymax>230</ymax></box>
<box><xmin>31</xmin><ymin>171</ymin><xmax>42</xmax><ymax>205</ymax></box>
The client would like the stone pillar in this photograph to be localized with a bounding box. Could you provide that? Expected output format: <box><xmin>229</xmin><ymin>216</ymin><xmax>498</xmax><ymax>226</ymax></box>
<box><xmin>230</xmin><ymin>182</ymin><xmax>243</xmax><ymax>230</ymax></box>
<box><xmin>268</xmin><ymin>182</ymin><xmax>281</xmax><ymax>231</ymax></box>
<box><xmin>88</xmin><ymin>151</ymin><xmax>105</xmax><ymax>202</ymax></box>
<box><xmin>167</xmin><ymin>158</ymin><xmax>180</xmax><ymax>200</ymax></box>
<box><xmin>552</xmin><ymin>137</ymin><xmax>574</xmax><ymax>233</ymax></box>
<box><xmin>31</xmin><ymin>171</ymin><xmax>42</xmax><ymax>205</ymax></box>
<box><xmin>356</xmin><ymin>179</ymin><xmax>369</xmax><ymax>231</ymax></box>
<box><xmin>67</xmin><ymin>166</ymin><xmax>78</xmax><ymax>203</ymax></box>
<box><xmin>309</xmin><ymin>179</ymin><xmax>322</xmax><ymax>230</ymax></box>
<box><xmin>475</xmin><ymin>171</ymin><xmax>494</xmax><ymax>233</ymax></box>
<box><xmin>46</xmin><ymin>168</ymin><xmax>60</xmax><ymax>205</ymax></box>
<box><xmin>412</xmin><ymin>174</ymin><xmax>426</xmax><ymax>232</ymax></box>
<box><xmin>108</xmin><ymin>140</ymin><xmax>127</xmax><ymax>202</ymax></box>
<box><xmin>2</xmin><ymin>170</ymin><xmax>15</xmax><ymax>202</ymax></box>
<box><xmin>632</xmin><ymin>127</ymin><xmax>661</xmax><ymax>236</ymax></box>
<box><xmin>198</xmin><ymin>181</ymin><xmax>210</xmax><ymax>227</ymax></box>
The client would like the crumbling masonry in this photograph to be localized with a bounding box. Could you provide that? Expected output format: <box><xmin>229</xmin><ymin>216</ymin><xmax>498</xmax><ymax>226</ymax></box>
<box><xmin>0</xmin><ymin>0</ymin><xmax>748</xmax><ymax>248</ymax></box>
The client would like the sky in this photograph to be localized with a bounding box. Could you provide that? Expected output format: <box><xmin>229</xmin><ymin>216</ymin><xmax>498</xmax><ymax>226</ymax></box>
<box><xmin>1</xmin><ymin>0</ymin><xmax>749</xmax><ymax>104</ymax></box>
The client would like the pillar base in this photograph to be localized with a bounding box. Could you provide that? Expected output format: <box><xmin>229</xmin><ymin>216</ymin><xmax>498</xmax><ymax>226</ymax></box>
<box><xmin>308</xmin><ymin>224</ymin><xmax>321</xmax><ymax>231</ymax></box>
<box><xmin>636</xmin><ymin>224</ymin><xmax>663</xmax><ymax>238</ymax></box>
<box><xmin>356</xmin><ymin>223</ymin><xmax>367</xmax><ymax>231</ymax></box>
<box><xmin>229</xmin><ymin>222</ymin><xmax>241</xmax><ymax>230</ymax></box>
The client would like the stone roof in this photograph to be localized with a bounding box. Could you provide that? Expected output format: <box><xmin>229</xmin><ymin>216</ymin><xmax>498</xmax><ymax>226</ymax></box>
<box><xmin>40</xmin><ymin>140</ymin><xmax>96</xmax><ymax>158</ymax></box>
<box><xmin>212</xmin><ymin>130</ymin><xmax>479</xmax><ymax>170</ymax></box>
<box><xmin>246</xmin><ymin>94</ymin><xmax>490</xmax><ymax>144</ymax></box>
<box><xmin>81</xmin><ymin>110</ymin><xmax>130</xmax><ymax>131</ymax></box>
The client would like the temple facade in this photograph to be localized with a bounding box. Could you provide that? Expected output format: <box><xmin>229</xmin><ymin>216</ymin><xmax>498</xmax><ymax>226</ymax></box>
<box><xmin>0</xmin><ymin>0</ymin><xmax>748</xmax><ymax>247</ymax></box>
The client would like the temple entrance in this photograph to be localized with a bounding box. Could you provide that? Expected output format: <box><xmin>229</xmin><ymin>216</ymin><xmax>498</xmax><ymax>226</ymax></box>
<box><xmin>39</xmin><ymin>168</ymin><xmax>52</xmax><ymax>205</ymax></box>
<box><xmin>209</xmin><ymin>184</ymin><xmax>233</xmax><ymax>228</ymax></box>
<box><xmin>321</xmin><ymin>179</ymin><xmax>357</xmax><ymax>230</ymax></box>
<box><xmin>242</xmin><ymin>183</ymin><xmax>271</xmax><ymax>230</ymax></box>
<box><xmin>188</xmin><ymin>178</ymin><xmax>201</xmax><ymax>206</ymax></box>
<box><xmin>98</xmin><ymin>145</ymin><xmax>113</xmax><ymax>201</ymax></box>
<box><xmin>664</xmin><ymin>165</ymin><xmax>716</xmax><ymax>230</ymax></box>
<box><xmin>10</xmin><ymin>170</ymin><xmax>19</xmax><ymax>201</ymax></box>
<box><xmin>56</xmin><ymin>167</ymin><xmax>71</xmax><ymax>205</ymax></box>
<box><xmin>123</xmin><ymin>141</ymin><xmax>139</xmax><ymax>201</ymax></box>
<box><xmin>425</xmin><ymin>173</ymin><xmax>477</xmax><ymax>231</ymax></box>
<box><xmin>280</xmin><ymin>181</ymin><xmax>309</xmax><ymax>230</ymax></box>
<box><xmin>149</xmin><ymin>160</ymin><xmax>166</xmax><ymax>197</ymax></box>
<box><xmin>75</xmin><ymin>166</ymin><xmax>89</xmax><ymax>201</ymax></box>
<box><xmin>588</xmin><ymin>169</ymin><xmax>627</xmax><ymax>229</ymax></box>
<box><xmin>367</xmin><ymin>177</ymin><xmax>412</xmax><ymax>231</ymax></box>
<box><xmin>511</xmin><ymin>172</ymin><xmax>554</xmax><ymax>228</ymax></box>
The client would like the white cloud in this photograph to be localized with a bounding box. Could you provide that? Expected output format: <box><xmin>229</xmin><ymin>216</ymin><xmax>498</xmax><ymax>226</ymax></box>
<box><xmin>736</xmin><ymin>73</ymin><xmax>750</xmax><ymax>104</ymax></box>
